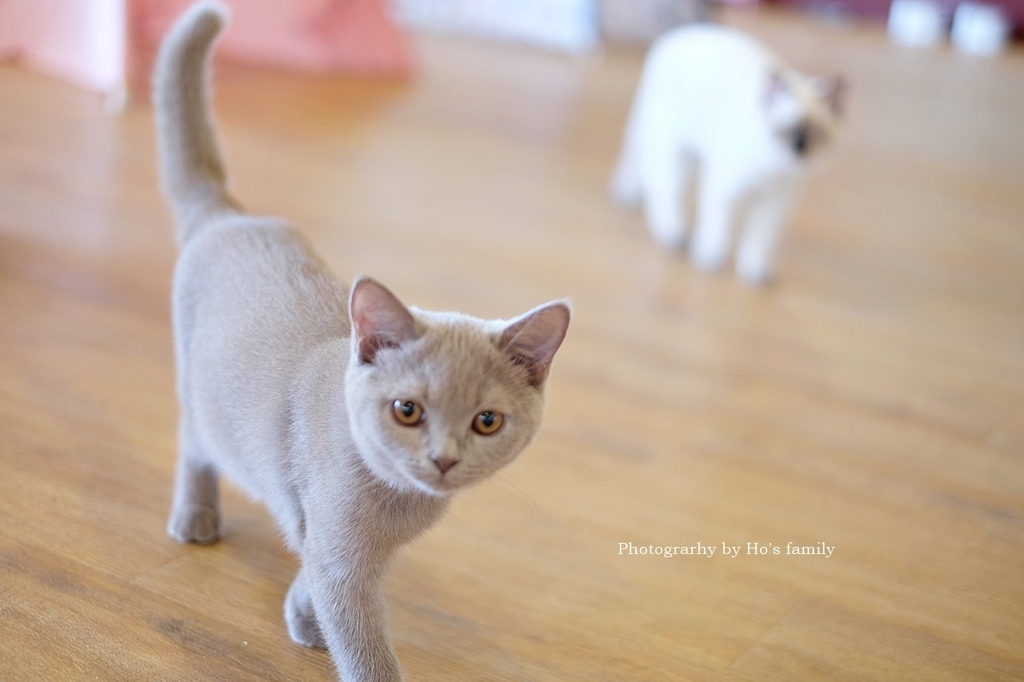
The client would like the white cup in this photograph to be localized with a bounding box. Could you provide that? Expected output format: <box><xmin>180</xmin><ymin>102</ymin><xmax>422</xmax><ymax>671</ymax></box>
<box><xmin>952</xmin><ymin>3</ymin><xmax>1011</xmax><ymax>55</ymax></box>
<box><xmin>888</xmin><ymin>0</ymin><xmax>946</xmax><ymax>47</ymax></box>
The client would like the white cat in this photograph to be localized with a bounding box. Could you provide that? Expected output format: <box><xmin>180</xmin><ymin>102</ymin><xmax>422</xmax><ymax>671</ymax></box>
<box><xmin>153</xmin><ymin>3</ymin><xmax>570</xmax><ymax>681</ymax></box>
<box><xmin>612</xmin><ymin>24</ymin><xmax>842</xmax><ymax>284</ymax></box>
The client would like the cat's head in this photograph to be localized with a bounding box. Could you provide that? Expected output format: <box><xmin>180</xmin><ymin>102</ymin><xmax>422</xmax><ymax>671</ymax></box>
<box><xmin>344</xmin><ymin>277</ymin><xmax>570</xmax><ymax>496</ymax></box>
<box><xmin>764</xmin><ymin>69</ymin><xmax>844</xmax><ymax>160</ymax></box>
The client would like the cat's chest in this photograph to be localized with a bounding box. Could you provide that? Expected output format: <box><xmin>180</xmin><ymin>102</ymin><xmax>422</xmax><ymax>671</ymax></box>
<box><xmin>303</xmin><ymin>478</ymin><xmax>447</xmax><ymax>560</ymax></box>
<box><xmin>318</xmin><ymin>476</ymin><xmax>449</xmax><ymax>547</ymax></box>
<box><xmin>366</xmin><ymin>490</ymin><xmax>449</xmax><ymax>541</ymax></box>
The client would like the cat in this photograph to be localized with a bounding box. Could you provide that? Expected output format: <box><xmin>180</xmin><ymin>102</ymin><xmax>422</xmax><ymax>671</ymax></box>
<box><xmin>152</xmin><ymin>3</ymin><xmax>570</xmax><ymax>681</ymax></box>
<box><xmin>611</xmin><ymin>24</ymin><xmax>842</xmax><ymax>284</ymax></box>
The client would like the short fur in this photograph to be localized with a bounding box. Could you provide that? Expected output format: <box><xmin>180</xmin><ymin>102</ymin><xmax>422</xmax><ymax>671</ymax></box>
<box><xmin>153</xmin><ymin>3</ymin><xmax>570</xmax><ymax>680</ymax></box>
<box><xmin>612</xmin><ymin>24</ymin><xmax>842</xmax><ymax>284</ymax></box>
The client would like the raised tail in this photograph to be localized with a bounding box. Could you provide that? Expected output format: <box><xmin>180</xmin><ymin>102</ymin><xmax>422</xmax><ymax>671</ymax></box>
<box><xmin>153</xmin><ymin>1</ymin><xmax>241</xmax><ymax>245</ymax></box>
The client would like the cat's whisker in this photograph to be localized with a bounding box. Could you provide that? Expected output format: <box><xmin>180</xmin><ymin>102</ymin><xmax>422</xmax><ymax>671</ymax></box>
<box><xmin>490</xmin><ymin>474</ymin><xmax>542</xmax><ymax>520</ymax></box>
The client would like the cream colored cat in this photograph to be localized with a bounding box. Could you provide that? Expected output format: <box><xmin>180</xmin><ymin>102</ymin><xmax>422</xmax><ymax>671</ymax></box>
<box><xmin>612</xmin><ymin>24</ymin><xmax>842</xmax><ymax>284</ymax></box>
<box><xmin>153</xmin><ymin>4</ymin><xmax>570</xmax><ymax>681</ymax></box>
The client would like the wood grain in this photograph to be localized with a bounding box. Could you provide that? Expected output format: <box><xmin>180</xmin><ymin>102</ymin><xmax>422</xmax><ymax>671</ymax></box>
<box><xmin>1</xmin><ymin>7</ymin><xmax>1022</xmax><ymax>680</ymax></box>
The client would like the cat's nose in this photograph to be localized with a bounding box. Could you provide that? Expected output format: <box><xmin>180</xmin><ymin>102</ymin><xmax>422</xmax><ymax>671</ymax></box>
<box><xmin>793</xmin><ymin>124</ymin><xmax>810</xmax><ymax>156</ymax></box>
<box><xmin>431</xmin><ymin>455</ymin><xmax>459</xmax><ymax>475</ymax></box>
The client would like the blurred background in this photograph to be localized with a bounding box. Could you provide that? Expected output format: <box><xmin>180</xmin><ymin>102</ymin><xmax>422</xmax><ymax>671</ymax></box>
<box><xmin>1</xmin><ymin>0</ymin><xmax>1021</xmax><ymax>101</ymax></box>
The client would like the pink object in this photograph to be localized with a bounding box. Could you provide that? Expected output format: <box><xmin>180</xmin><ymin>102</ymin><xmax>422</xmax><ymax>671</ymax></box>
<box><xmin>0</xmin><ymin>0</ymin><xmax>413</xmax><ymax>98</ymax></box>
<box><xmin>0</xmin><ymin>0</ymin><xmax>127</xmax><ymax>93</ymax></box>
<box><xmin>135</xmin><ymin>0</ymin><xmax>414</xmax><ymax>76</ymax></box>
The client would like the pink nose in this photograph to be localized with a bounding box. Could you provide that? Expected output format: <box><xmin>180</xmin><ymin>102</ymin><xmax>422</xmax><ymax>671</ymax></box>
<box><xmin>431</xmin><ymin>456</ymin><xmax>459</xmax><ymax>474</ymax></box>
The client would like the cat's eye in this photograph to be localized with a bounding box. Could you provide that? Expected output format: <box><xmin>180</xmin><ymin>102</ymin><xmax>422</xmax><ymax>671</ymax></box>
<box><xmin>472</xmin><ymin>410</ymin><xmax>504</xmax><ymax>435</ymax></box>
<box><xmin>392</xmin><ymin>400</ymin><xmax>425</xmax><ymax>426</ymax></box>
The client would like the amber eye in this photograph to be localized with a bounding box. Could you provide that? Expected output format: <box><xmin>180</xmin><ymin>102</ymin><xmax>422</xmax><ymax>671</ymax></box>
<box><xmin>392</xmin><ymin>400</ymin><xmax>425</xmax><ymax>426</ymax></box>
<box><xmin>472</xmin><ymin>410</ymin><xmax>504</xmax><ymax>435</ymax></box>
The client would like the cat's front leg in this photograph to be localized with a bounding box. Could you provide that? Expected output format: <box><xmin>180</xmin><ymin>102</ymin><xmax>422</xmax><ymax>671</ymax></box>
<box><xmin>690</xmin><ymin>169</ymin><xmax>739</xmax><ymax>272</ymax></box>
<box><xmin>735</xmin><ymin>179</ymin><xmax>797</xmax><ymax>285</ymax></box>
<box><xmin>304</xmin><ymin>558</ymin><xmax>402</xmax><ymax>682</ymax></box>
<box><xmin>611</xmin><ymin>142</ymin><xmax>642</xmax><ymax>208</ymax></box>
<box><xmin>167</xmin><ymin>418</ymin><xmax>221</xmax><ymax>545</ymax></box>
<box><xmin>640</xmin><ymin>142</ymin><xmax>690</xmax><ymax>250</ymax></box>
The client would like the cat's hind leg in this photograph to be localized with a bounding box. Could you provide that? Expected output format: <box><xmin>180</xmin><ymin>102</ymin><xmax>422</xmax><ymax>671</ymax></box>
<box><xmin>285</xmin><ymin>566</ymin><xmax>326</xmax><ymax>649</ymax></box>
<box><xmin>167</xmin><ymin>418</ymin><xmax>221</xmax><ymax>545</ymax></box>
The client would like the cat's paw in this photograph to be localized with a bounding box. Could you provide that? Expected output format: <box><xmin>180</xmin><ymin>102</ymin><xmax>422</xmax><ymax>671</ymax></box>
<box><xmin>649</xmin><ymin>225</ymin><xmax>688</xmax><ymax>251</ymax></box>
<box><xmin>285</xmin><ymin>601</ymin><xmax>326</xmax><ymax>649</ymax></box>
<box><xmin>690</xmin><ymin>246</ymin><xmax>727</xmax><ymax>272</ymax></box>
<box><xmin>645</xmin><ymin>214</ymin><xmax>687</xmax><ymax>250</ymax></box>
<box><xmin>610</xmin><ymin>163</ymin><xmax>641</xmax><ymax>207</ymax></box>
<box><xmin>737</xmin><ymin>262</ymin><xmax>775</xmax><ymax>287</ymax></box>
<box><xmin>285</xmin><ymin>574</ymin><xmax>326</xmax><ymax>649</ymax></box>
<box><xmin>167</xmin><ymin>504</ymin><xmax>220</xmax><ymax>545</ymax></box>
<box><xmin>611</xmin><ymin>178</ymin><xmax>640</xmax><ymax>208</ymax></box>
<box><xmin>287</xmin><ymin>613</ymin><xmax>326</xmax><ymax>650</ymax></box>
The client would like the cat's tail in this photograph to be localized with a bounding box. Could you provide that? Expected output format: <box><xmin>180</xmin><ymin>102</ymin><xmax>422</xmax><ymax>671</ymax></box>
<box><xmin>153</xmin><ymin>1</ymin><xmax>241</xmax><ymax>245</ymax></box>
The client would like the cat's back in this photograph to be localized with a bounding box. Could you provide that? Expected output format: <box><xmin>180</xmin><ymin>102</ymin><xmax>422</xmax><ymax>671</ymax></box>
<box><xmin>172</xmin><ymin>217</ymin><xmax>352</xmax><ymax>509</ymax></box>
<box><xmin>650</xmin><ymin>24</ymin><xmax>769</xmax><ymax>67</ymax></box>
<box><xmin>633</xmin><ymin>23</ymin><xmax>780</xmax><ymax>147</ymax></box>
<box><xmin>644</xmin><ymin>24</ymin><xmax>775</xmax><ymax>96</ymax></box>
<box><xmin>174</xmin><ymin>216</ymin><xmax>349</xmax><ymax>358</ymax></box>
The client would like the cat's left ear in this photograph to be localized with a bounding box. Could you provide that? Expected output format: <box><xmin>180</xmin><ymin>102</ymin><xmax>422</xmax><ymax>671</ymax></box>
<box><xmin>499</xmin><ymin>301</ymin><xmax>571</xmax><ymax>387</ymax></box>
<box><xmin>813</xmin><ymin>75</ymin><xmax>845</xmax><ymax>117</ymax></box>
<box><xmin>350</xmin><ymin>276</ymin><xmax>420</xmax><ymax>364</ymax></box>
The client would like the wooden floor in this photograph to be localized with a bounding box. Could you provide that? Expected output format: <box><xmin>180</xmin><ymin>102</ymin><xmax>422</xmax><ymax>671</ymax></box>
<box><xmin>2</xmin><ymin>7</ymin><xmax>1023</xmax><ymax>681</ymax></box>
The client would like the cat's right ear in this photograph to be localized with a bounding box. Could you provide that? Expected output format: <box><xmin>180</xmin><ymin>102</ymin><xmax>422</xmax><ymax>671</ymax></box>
<box><xmin>499</xmin><ymin>301</ymin><xmax>571</xmax><ymax>387</ymax></box>
<box><xmin>765</xmin><ymin>70</ymin><xmax>789</xmax><ymax>105</ymax></box>
<box><xmin>813</xmin><ymin>75</ymin><xmax>846</xmax><ymax>117</ymax></box>
<box><xmin>349</xmin><ymin>277</ymin><xmax>419</xmax><ymax>364</ymax></box>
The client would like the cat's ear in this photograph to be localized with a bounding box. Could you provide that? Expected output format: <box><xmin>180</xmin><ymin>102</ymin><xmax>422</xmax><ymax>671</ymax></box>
<box><xmin>813</xmin><ymin>75</ymin><xmax>845</xmax><ymax>117</ymax></box>
<box><xmin>499</xmin><ymin>301</ymin><xmax>571</xmax><ymax>387</ymax></box>
<box><xmin>765</xmin><ymin>70</ymin><xmax>789</xmax><ymax>105</ymax></box>
<box><xmin>349</xmin><ymin>277</ymin><xmax>419</xmax><ymax>364</ymax></box>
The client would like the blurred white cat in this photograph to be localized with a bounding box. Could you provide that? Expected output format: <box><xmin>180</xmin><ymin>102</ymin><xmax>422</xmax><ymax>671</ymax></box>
<box><xmin>612</xmin><ymin>24</ymin><xmax>842</xmax><ymax>284</ymax></box>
